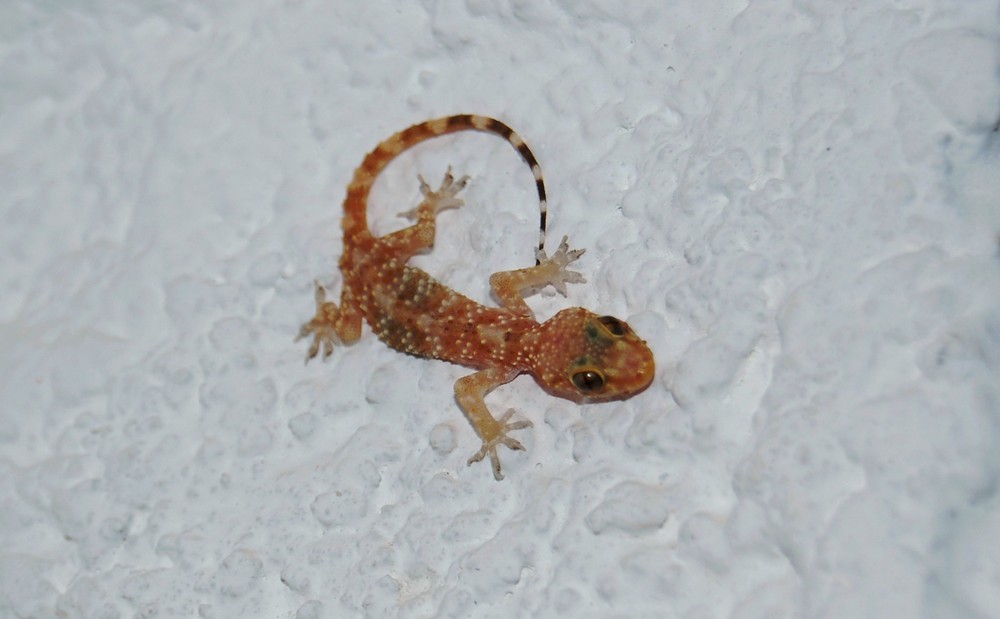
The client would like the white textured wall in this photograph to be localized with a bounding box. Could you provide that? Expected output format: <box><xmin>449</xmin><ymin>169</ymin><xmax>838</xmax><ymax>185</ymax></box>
<box><xmin>2</xmin><ymin>1</ymin><xmax>999</xmax><ymax>617</ymax></box>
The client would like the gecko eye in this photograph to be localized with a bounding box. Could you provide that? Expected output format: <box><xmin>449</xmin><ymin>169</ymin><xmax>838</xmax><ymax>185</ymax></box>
<box><xmin>597</xmin><ymin>316</ymin><xmax>627</xmax><ymax>337</ymax></box>
<box><xmin>571</xmin><ymin>369</ymin><xmax>606</xmax><ymax>392</ymax></box>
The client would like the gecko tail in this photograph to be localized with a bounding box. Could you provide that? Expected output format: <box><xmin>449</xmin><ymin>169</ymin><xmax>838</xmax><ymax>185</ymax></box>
<box><xmin>341</xmin><ymin>114</ymin><xmax>547</xmax><ymax>261</ymax></box>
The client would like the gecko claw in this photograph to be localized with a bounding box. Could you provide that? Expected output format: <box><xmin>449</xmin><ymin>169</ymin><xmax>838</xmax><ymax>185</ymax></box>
<box><xmin>467</xmin><ymin>409</ymin><xmax>533</xmax><ymax>481</ymax></box>
<box><xmin>297</xmin><ymin>280</ymin><xmax>338</xmax><ymax>362</ymax></box>
<box><xmin>402</xmin><ymin>168</ymin><xmax>469</xmax><ymax>219</ymax></box>
<box><xmin>534</xmin><ymin>235</ymin><xmax>587</xmax><ymax>296</ymax></box>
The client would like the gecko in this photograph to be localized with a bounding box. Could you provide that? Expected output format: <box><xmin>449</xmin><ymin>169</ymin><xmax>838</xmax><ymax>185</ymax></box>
<box><xmin>298</xmin><ymin>114</ymin><xmax>655</xmax><ymax>480</ymax></box>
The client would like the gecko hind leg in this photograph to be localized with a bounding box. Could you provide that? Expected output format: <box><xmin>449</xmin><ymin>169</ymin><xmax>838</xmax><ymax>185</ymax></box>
<box><xmin>405</xmin><ymin>166</ymin><xmax>469</xmax><ymax>218</ymax></box>
<box><xmin>378</xmin><ymin>168</ymin><xmax>469</xmax><ymax>259</ymax></box>
<box><xmin>296</xmin><ymin>280</ymin><xmax>362</xmax><ymax>361</ymax></box>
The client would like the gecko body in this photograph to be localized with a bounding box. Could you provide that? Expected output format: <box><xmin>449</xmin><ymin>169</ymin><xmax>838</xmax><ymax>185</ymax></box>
<box><xmin>300</xmin><ymin>114</ymin><xmax>654</xmax><ymax>479</ymax></box>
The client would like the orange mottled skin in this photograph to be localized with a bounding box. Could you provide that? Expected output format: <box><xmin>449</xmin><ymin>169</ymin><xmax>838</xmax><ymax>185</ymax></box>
<box><xmin>299</xmin><ymin>115</ymin><xmax>655</xmax><ymax>480</ymax></box>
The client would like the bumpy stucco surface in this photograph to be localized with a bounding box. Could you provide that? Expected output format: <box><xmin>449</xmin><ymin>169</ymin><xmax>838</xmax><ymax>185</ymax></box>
<box><xmin>2</xmin><ymin>1</ymin><xmax>999</xmax><ymax>617</ymax></box>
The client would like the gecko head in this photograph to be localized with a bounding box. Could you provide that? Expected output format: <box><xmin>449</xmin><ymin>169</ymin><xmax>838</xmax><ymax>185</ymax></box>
<box><xmin>527</xmin><ymin>308</ymin><xmax>655</xmax><ymax>404</ymax></box>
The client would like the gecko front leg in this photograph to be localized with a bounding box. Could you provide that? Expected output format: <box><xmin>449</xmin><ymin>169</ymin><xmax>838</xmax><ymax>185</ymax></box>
<box><xmin>489</xmin><ymin>235</ymin><xmax>587</xmax><ymax>317</ymax></box>
<box><xmin>454</xmin><ymin>367</ymin><xmax>533</xmax><ymax>480</ymax></box>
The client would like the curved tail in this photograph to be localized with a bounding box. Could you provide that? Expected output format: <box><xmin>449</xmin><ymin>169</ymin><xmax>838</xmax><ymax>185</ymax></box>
<box><xmin>342</xmin><ymin>114</ymin><xmax>548</xmax><ymax>257</ymax></box>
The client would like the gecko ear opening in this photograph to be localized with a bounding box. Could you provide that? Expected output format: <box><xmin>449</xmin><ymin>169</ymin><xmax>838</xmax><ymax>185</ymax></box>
<box><xmin>571</xmin><ymin>368</ymin><xmax>606</xmax><ymax>392</ymax></box>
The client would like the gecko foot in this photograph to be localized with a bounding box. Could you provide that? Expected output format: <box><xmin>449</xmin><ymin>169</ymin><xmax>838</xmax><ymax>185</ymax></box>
<box><xmin>296</xmin><ymin>280</ymin><xmax>338</xmax><ymax>362</ymax></box>
<box><xmin>400</xmin><ymin>167</ymin><xmax>469</xmax><ymax>219</ymax></box>
<box><xmin>467</xmin><ymin>409</ymin><xmax>533</xmax><ymax>481</ymax></box>
<box><xmin>535</xmin><ymin>235</ymin><xmax>587</xmax><ymax>296</ymax></box>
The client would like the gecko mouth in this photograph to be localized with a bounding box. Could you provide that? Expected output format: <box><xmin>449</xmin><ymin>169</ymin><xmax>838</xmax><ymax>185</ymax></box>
<box><xmin>579</xmin><ymin>347</ymin><xmax>656</xmax><ymax>403</ymax></box>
